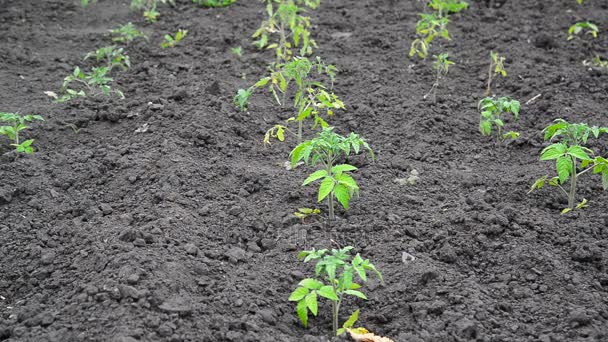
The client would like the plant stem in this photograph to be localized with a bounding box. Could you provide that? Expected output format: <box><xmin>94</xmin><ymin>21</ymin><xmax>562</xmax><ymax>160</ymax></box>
<box><xmin>486</xmin><ymin>60</ymin><xmax>493</xmax><ymax>96</ymax></box>
<box><xmin>331</xmin><ymin>281</ymin><xmax>340</xmax><ymax>337</ymax></box>
<box><xmin>568</xmin><ymin>156</ymin><xmax>577</xmax><ymax>209</ymax></box>
<box><xmin>326</xmin><ymin>159</ymin><xmax>335</xmax><ymax>222</ymax></box>
<box><xmin>297</xmin><ymin>121</ymin><xmax>303</xmax><ymax>144</ymax></box>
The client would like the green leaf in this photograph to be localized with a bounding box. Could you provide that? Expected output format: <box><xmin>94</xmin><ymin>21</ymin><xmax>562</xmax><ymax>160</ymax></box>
<box><xmin>567</xmin><ymin>145</ymin><xmax>592</xmax><ymax>160</ymax></box>
<box><xmin>299</xmin><ymin>278</ymin><xmax>323</xmax><ymax>290</ymax></box>
<box><xmin>540</xmin><ymin>143</ymin><xmax>567</xmax><ymax>160</ymax></box>
<box><xmin>318</xmin><ymin>177</ymin><xmax>335</xmax><ymax>202</ymax></box>
<box><xmin>303</xmin><ymin>169</ymin><xmax>328</xmax><ymax>185</ymax></box>
<box><xmin>479</xmin><ymin>120</ymin><xmax>492</xmax><ymax>136</ymax></box>
<box><xmin>342</xmin><ymin>309</ymin><xmax>360</xmax><ymax>330</ymax></box>
<box><xmin>305</xmin><ymin>291</ymin><xmax>318</xmax><ymax>316</ymax></box>
<box><xmin>296</xmin><ymin>299</ymin><xmax>308</xmax><ymax>328</ymax></box>
<box><xmin>344</xmin><ymin>290</ymin><xmax>368</xmax><ymax>300</ymax></box>
<box><xmin>331</xmin><ymin>164</ymin><xmax>357</xmax><ymax>174</ymax></box>
<box><xmin>556</xmin><ymin>156</ymin><xmax>572</xmax><ymax>184</ymax></box>
<box><xmin>335</xmin><ymin>173</ymin><xmax>358</xmax><ymax>190</ymax></box>
<box><xmin>317</xmin><ymin>285</ymin><xmax>338</xmax><ymax>301</ymax></box>
<box><xmin>289</xmin><ymin>287</ymin><xmax>309</xmax><ymax>301</ymax></box>
<box><xmin>334</xmin><ymin>184</ymin><xmax>350</xmax><ymax>210</ymax></box>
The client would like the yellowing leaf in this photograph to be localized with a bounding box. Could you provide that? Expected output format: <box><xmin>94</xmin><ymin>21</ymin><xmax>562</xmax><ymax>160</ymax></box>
<box><xmin>347</xmin><ymin>328</ymin><xmax>395</xmax><ymax>342</ymax></box>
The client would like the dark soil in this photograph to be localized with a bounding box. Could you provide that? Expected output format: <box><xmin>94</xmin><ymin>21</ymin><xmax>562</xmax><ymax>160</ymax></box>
<box><xmin>1</xmin><ymin>0</ymin><xmax>608</xmax><ymax>341</ymax></box>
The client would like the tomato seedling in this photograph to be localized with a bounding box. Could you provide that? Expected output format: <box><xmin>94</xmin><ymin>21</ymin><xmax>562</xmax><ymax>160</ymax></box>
<box><xmin>110</xmin><ymin>23</ymin><xmax>147</xmax><ymax>43</ymax></box>
<box><xmin>193</xmin><ymin>0</ymin><xmax>235</xmax><ymax>6</ymax></box>
<box><xmin>485</xmin><ymin>51</ymin><xmax>506</xmax><ymax>96</ymax></box>
<box><xmin>161</xmin><ymin>29</ymin><xmax>188</xmax><ymax>48</ymax></box>
<box><xmin>0</xmin><ymin>112</ymin><xmax>44</xmax><ymax>157</ymax></box>
<box><xmin>252</xmin><ymin>0</ymin><xmax>319</xmax><ymax>66</ymax></box>
<box><xmin>261</xmin><ymin>57</ymin><xmax>342</xmax><ymax>144</ymax></box>
<box><xmin>131</xmin><ymin>0</ymin><xmax>175</xmax><ymax>22</ymax></box>
<box><xmin>290</xmin><ymin>128</ymin><xmax>373</xmax><ymax>222</ymax></box>
<box><xmin>294</xmin><ymin>207</ymin><xmax>320</xmax><ymax>223</ymax></box>
<box><xmin>290</xmin><ymin>247</ymin><xmax>383</xmax><ymax>336</ymax></box>
<box><xmin>478</xmin><ymin>96</ymin><xmax>520</xmax><ymax>143</ymax></box>
<box><xmin>425</xmin><ymin>53</ymin><xmax>454</xmax><ymax>103</ymax></box>
<box><xmin>529</xmin><ymin>119</ymin><xmax>608</xmax><ymax>214</ymax></box>
<box><xmin>568</xmin><ymin>21</ymin><xmax>599</xmax><ymax>40</ymax></box>
<box><xmin>409</xmin><ymin>13</ymin><xmax>450</xmax><ymax>59</ymax></box>
<box><xmin>57</xmin><ymin>67</ymin><xmax>125</xmax><ymax>103</ymax></box>
<box><xmin>85</xmin><ymin>46</ymin><xmax>131</xmax><ymax>71</ymax></box>
<box><xmin>428</xmin><ymin>0</ymin><xmax>468</xmax><ymax>17</ymax></box>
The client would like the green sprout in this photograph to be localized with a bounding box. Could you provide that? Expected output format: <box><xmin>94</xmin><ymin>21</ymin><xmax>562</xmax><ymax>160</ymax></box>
<box><xmin>81</xmin><ymin>0</ymin><xmax>97</xmax><ymax>7</ymax></box>
<box><xmin>529</xmin><ymin>119</ymin><xmax>608</xmax><ymax>214</ymax></box>
<box><xmin>252</xmin><ymin>0</ymin><xmax>320</xmax><ymax>66</ymax></box>
<box><xmin>110</xmin><ymin>23</ymin><xmax>147</xmax><ymax>43</ymax></box>
<box><xmin>568</xmin><ymin>21</ymin><xmax>599</xmax><ymax>40</ymax></box>
<box><xmin>478</xmin><ymin>96</ymin><xmax>520</xmax><ymax>143</ymax></box>
<box><xmin>161</xmin><ymin>29</ymin><xmax>188</xmax><ymax>48</ymax></box>
<box><xmin>409</xmin><ymin>13</ymin><xmax>450</xmax><ymax>59</ymax></box>
<box><xmin>231</xmin><ymin>46</ymin><xmax>243</xmax><ymax>58</ymax></box>
<box><xmin>485</xmin><ymin>51</ymin><xmax>506</xmax><ymax>96</ymax></box>
<box><xmin>289</xmin><ymin>247</ymin><xmax>383</xmax><ymax>336</ymax></box>
<box><xmin>294</xmin><ymin>207</ymin><xmax>320</xmax><ymax>223</ymax></box>
<box><xmin>193</xmin><ymin>0</ymin><xmax>236</xmax><ymax>7</ymax></box>
<box><xmin>290</xmin><ymin>127</ymin><xmax>373</xmax><ymax>223</ymax></box>
<box><xmin>57</xmin><ymin>67</ymin><xmax>125</xmax><ymax>103</ymax></box>
<box><xmin>84</xmin><ymin>46</ymin><xmax>131</xmax><ymax>71</ymax></box>
<box><xmin>425</xmin><ymin>53</ymin><xmax>454</xmax><ymax>103</ymax></box>
<box><xmin>131</xmin><ymin>0</ymin><xmax>175</xmax><ymax>22</ymax></box>
<box><xmin>261</xmin><ymin>57</ymin><xmax>342</xmax><ymax>144</ymax></box>
<box><xmin>428</xmin><ymin>0</ymin><xmax>468</xmax><ymax>17</ymax></box>
<box><xmin>0</xmin><ymin>112</ymin><xmax>44</xmax><ymax>157</ymax></box>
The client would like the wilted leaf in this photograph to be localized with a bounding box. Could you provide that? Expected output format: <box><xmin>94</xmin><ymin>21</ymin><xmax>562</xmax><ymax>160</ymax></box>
<box><xmin>347</xmin><ymin>328</ymin><xmax>395</xmax><ymax>342</ymax></box>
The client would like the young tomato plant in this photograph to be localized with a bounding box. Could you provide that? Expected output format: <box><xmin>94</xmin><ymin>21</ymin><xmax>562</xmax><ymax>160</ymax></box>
<box><xmin>193</xmin><ymin>0</ymin><xmax>236</xmax><ymax>7</ymax></box>
<box><xmin>131</xmin><ymin>0</ymin><xmax>175</xmax><ymax>22</ymax></box>
<box><xmin>568</xmin><ymin>21</ymin><xmax>599</xmax><ymax>40</ymax></box>
<box><xmin>409</xmin><ymin>13</ymin><xmax>450</xmax><ymax>59</ymax></box>
<box><xmin>529</xmin><ymin>119</ymin><xmax>608</xmax><ymax>214</ymax></box>
<box><xmin>111</xmin><ymin>23</ymin><xmax>147</xmax><ymax>43</ymax></box>
<box><xmin>161</xmin><ymin>29</ymin><xmax>188</xmax><ymax>48</ymax></box>
<box><xmin>57</xmin><ymin>67</ymin><xmax>125</xmax><ymax>102</ymax></box>
<box><xmin>0</xmin><ymin>112</ymin><xmax>44</xmax><ymax>156</ymax></box>
<box><xmin>289</xmin><ymin>247</ymin><xmax>383</xmax><ymax>336</ymax></box>
<box><xmin>85</xmin><ymin>46</ymin><xmax>131</xmax><ymax>71</ymax></box>
<box><xmin>252</xmin><ymin>0</ymin><xmax>319</xmax><ymax>66</ymax></box>
<box><xmin>478</xmin><ymin>96</ymin><xmax>520</xmax><ymax>143</ymax></box>
<box><xmin>263</xmin><ymin>57</ymin><xmax>342</xmax><ymax>144</ymax></box>
<box><xmin>425</xmin><ymin>53</ymin><xmax>454</xmax><ymax>103</ymax></box>
<box><xmin>290</xmin><ymin>128</ymin><xmax>373</xmax><ymax>222</ymax></box>
<box><xmin>428</xmin><ymin>0</ymin><xmax>468</xmax><ymax>17</ymax></box>
<box><xmin>485</xmin><ymin>51</ymin><xmax>506</xmax><ymax>96</ymax></box>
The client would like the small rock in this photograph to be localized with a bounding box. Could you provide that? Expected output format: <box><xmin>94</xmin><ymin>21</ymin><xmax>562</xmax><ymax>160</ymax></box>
<box><xmin>126</xmin><ymin>274</ymin><xmax>140</xmax><ymax>285</ymax></box>
<box><xmin>100</xmin><ymin>203</ymin><xmax>113</xmax><ymax>215</ymax></box>
<box><xmin>438</xmin><ymin>244</ymin><xmax>457</xmax><ymax>263</ymax></box>
<box><xmin>159</xmin><ymin>297</ymin><xmax>193</xmax><ymax>316</ymax></box>
<box><xmin>260</xmin><ymin>239</ymin><xmax>276</xmax><ymax>251</ymax></box>
<box><xmin>247</xmin><ymin>241</ymin><xmax>262</xmax><ymax>253</ymax></box>
<box><xmin>184</xmin><ymin>243</ymin><xmax>199</xmax><ymax>256</ymax></box>
<box><xmin>225</xmin><ymin>246</ymin><xmax>247</xmax><ymax>264</ymax></box>
<box><xmin>118</xmin><ymin>285</ymin><xmax>140</xmax><ymax>299</ymax></box>
<box><xmin>133</xmin><ymin>238</ymin><xmax>146</xmax><ymax>247</ymax></box>
<box><xmin>402</xmin><ymin>252</ymin><xmax>416</xmax><ymax>264</ymax></box>
<box><xmin>40</xmin><ymin>251</ymin><xmax>56</xmax><ymax>265</ymax></box>
<box><xmin>258</xmin><ymin>309</ymin><xmax>276</xmax><ymax>325</ymax></box>
<box><xmin>569</xmin><ymin>309</ymin><xmax>591</xmax><ymax>326</ymax></box>
<box><xmin>454</xmin><ymin>318</ymin><xmax>478</xmax><ymax>339</ymax></box>
<box><xmin>157</xmin><ymin>323</ymin><xmax>174</xmax><ymax>337</ymax></box>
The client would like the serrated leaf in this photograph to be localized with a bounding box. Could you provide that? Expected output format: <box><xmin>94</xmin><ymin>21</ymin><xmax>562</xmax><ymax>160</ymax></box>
<box><xmin>334</xmin><ymin>183</ymin><xmax>350</xmax><ymax>210</ymax></box>
<box><xmin>317</xmin><ymin>285</ymin><xmax>338</xmax><ymax>301</ymax></box>
<box><xmin>342</xmin><ymin>309</ymin><xmax>360</xmax><ymax>331</ymax></box>
<box><xmin>303</xmin><ymin>170</ymin><xmax>328</xmax><ymax>185</ymax></box>
<box><xmin>299</xmin><ymin>278</ymin><xmax>323</xmax><ymax>290</ymax></box>
<box><xmin>318</xmin><ymin>177</ymin><xmax>335</xmax><ymax>202</ymax></box>
<box><xmin>296</xmin><ymin>299</ymin><xmax>308</xmax><ymax>328</ymax></box>
<box><xmin>331</xmin><ymin>164</ymin><xmax>357</xmax><ymax>174</ymax></box>
<box><xmin>289</xmin><ymin>287</ymin><xmax>309</xmax><ymax>301</ymax></box>
<box><xmin>556</xmin><ymin>156</ymin><xmax>572</xmax><ymax>184</ymax></box>
<box><xmin>305</xmin><ymin>291</ymin><xmax>318</xmax><ymax>316</ymax></box>
<box><xmin>344</xmin><ymin>290</ymin><xmax>368</xmax><ymax>300</ymax></box>
<box><xmin>540</xmin><ymin>143</ymin><xmax>567</xmax><ymax>160</ymax></box>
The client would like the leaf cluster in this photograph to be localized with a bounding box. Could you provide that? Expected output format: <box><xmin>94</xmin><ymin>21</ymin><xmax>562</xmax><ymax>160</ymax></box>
<box><xmin>193</xmin><ymin>0</ymin><xmax>236</xmax><ymax>7</ymax></box>
<box><xmin>409</xmin><ymin>13</ymin><xmax>450</xmax><ymax>59</ymax></box>
<box><xmin>110</xmin><ymin>23</ymin><xmax>147</xmax><ymax>43</ymax></box>
<box><xmin>0</xmin><ymin>112</ymin><xmax>44</xmax><ymax>155</ymax></box>
<box><xmin>161</xmin><ymin>29</ymin><xmax>188</xmax><ymax>48</ymax></box>
<box><xmin>252</xmin><ymin>0</ymin><xmax>319</xmax><ymax>65</ymax></box>
<box><xmin>289</xmin><ymin>247</ymin><xmax>383</xmax><ymax>335</ymax></box>
<box><xmin>131</xmin><ymin>0</ymin><xmax>175</xmax><ymax>22</ymax></box>
<box><xmin>432</xmin><ymin>52</ymin><xmax>454</xmax><ymax>75</ymax></box>
<box><xmin>568</xmin><ymin>21</ymin><xmax>599</xmax><ymax>40</ymax></box>
<box><xmin>478</xmin><ymin>96</ymin><xmax>520</xmax><ymax>142</ymax></box>
<box><xmin>428</xmin><ymin>0</ymin><xmax>468</xmax><ymax>15</ymax></box>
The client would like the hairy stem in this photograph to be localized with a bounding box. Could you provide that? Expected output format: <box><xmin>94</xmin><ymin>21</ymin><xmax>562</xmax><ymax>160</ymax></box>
<box><xmin>486</xmin><ymin>60</ymin><xmax>493</xmax><ymax>96</ymax></box>
<box><xmin>568</xmin><ymin>156</ymin><xmax>577</xmax><ymax>209</ymax></box>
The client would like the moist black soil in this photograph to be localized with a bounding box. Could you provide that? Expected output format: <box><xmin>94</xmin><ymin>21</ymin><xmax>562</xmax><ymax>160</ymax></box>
<box><xmin>1</xmin><ymin>0</ymin><xmax>608</xmax><ymax>341</ymax></box>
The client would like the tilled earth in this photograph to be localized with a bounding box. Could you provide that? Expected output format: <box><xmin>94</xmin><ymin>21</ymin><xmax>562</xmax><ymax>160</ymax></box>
<box><xmin>1</xmin><ymin>0</ymin><xmax>608</xmax><ymax>341</ymax></box>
